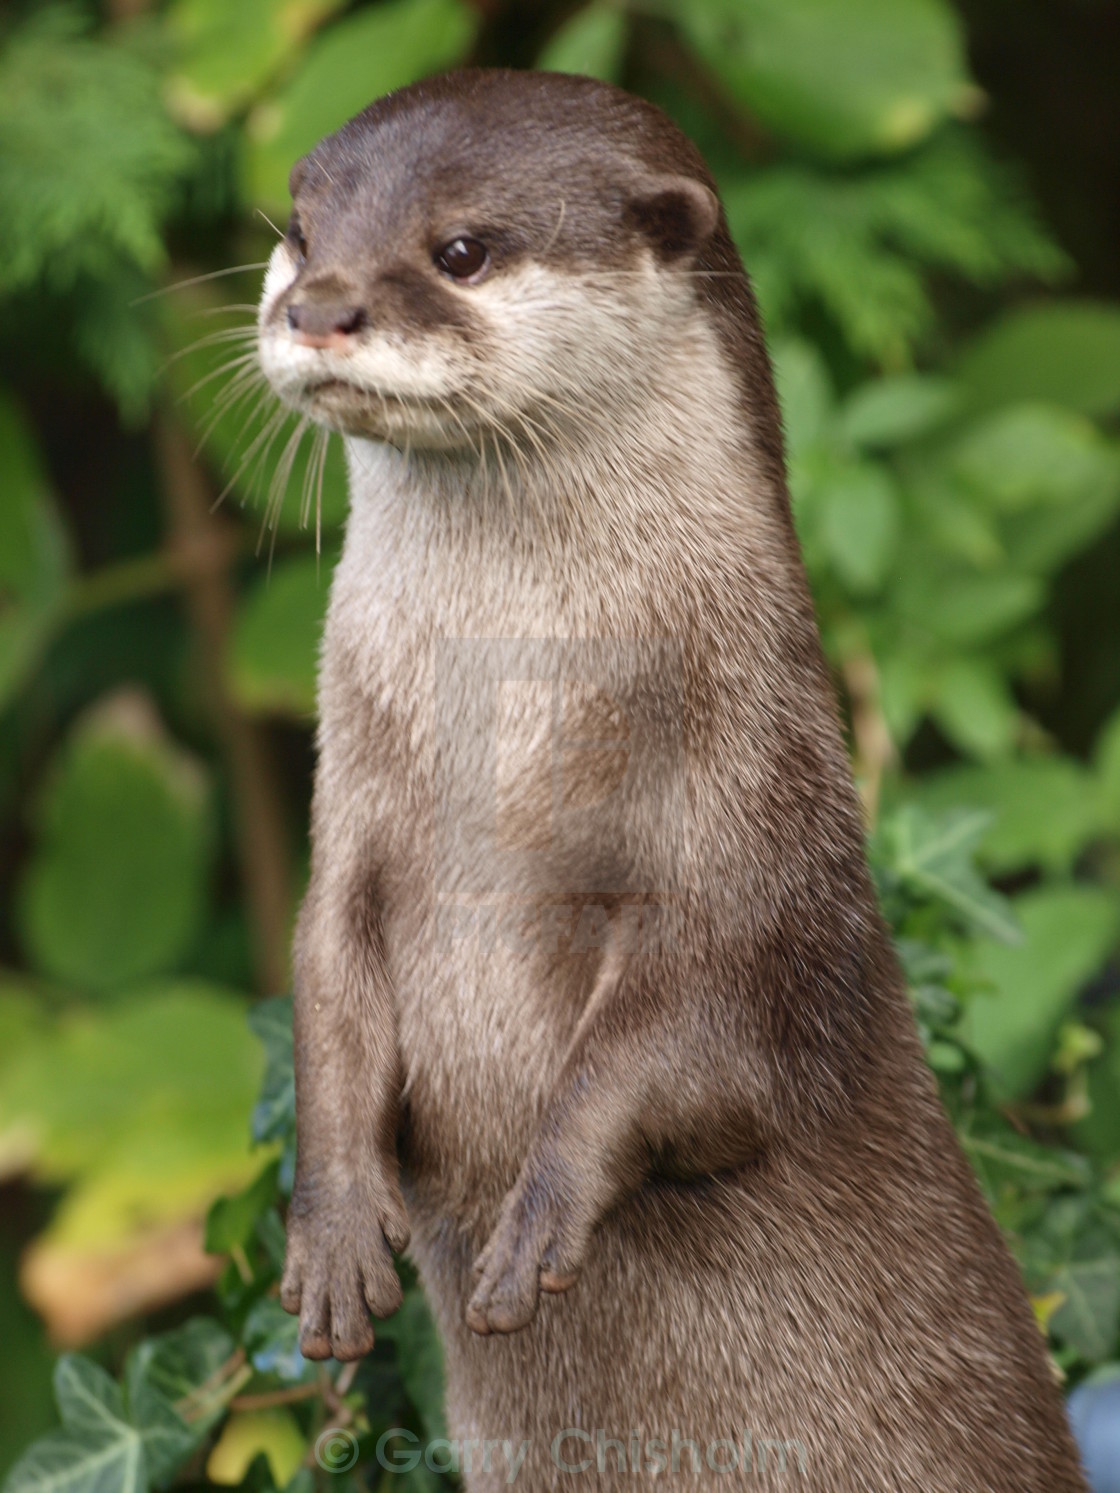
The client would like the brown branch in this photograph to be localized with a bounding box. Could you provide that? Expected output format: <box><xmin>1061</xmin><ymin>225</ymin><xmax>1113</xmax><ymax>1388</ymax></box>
<box><xmin>154</xmin><ymin>410</ymin><xmax>294</xmax><ymax>995</ymax></box>
<box><xmin>841</xmin><ymin>648</ymin><xmax>896</xmax><ymax>828</ymax></box>
<box><xmin>231</xmin><ymin>1383</ymin><xmax>322</xmax><ymax>1412</ymax></box>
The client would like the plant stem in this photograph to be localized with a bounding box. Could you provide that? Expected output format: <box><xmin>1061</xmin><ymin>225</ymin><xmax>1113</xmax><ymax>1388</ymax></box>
<box><xmin>153</xmin><ymin>409</ymin><xmax>295</xmax><ymax>995</ymax></box>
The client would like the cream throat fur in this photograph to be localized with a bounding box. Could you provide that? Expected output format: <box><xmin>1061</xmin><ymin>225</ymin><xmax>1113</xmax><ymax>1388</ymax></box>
<box><xmin>257</xmin><ymin>67</ymin><xmax>1087</xmax><ymax>1493</ymax></box>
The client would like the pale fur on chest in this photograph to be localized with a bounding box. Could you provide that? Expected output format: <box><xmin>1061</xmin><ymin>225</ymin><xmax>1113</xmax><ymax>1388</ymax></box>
<box><xmin>311</xmin><ymin>366</ymin><xmax>793</xmax><ymax>1216</ymax></box>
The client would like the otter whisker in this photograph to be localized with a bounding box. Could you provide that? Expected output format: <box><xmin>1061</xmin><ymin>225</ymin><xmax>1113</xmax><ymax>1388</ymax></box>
<box><xmin>191</xmin><ymin>367</ymin><xmax>271</xmax><ymax>459</ymax></box>
<box><xmin>191</xmin><ymin>303</ymin><xmax>263</xmax><ymax>318</ymax></box>
<box><xmin>255</xmin><ymin>209</ymin><xmax>285</xmax><ymax>239</ymax></box>
<box><xmin>213</xmin><ymin>402</ymin><xmax>289</xmax><ymax>514</ymax></box>
<box><xmin>176</xmin><ymin>346</ymin><xmax>262</xmax><ymax>405</ymax></box>
<box><xmin>260</xmin><ymin>415</ymin><xmax>311</xmax><ymax>561</ymax></box>
<box><xmin>132</xmin><ymin>262</ymin><xmax>269</xmax><ymax>306</ymax></box>
<box><xmin>160</xmin><ymin>326</ymin><xmax>259</xmax><ymax>381</ymax></box>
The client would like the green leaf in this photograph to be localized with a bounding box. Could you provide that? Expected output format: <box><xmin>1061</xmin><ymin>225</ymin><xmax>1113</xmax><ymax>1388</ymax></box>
<box><xmin>770</xmin><ymin>337</ymin><xmax>833</xmax><ymax>460</ymax></box>
<box><xmin>124</xmin><ymin>1321</ymin><xmax>235</xmax><ymax>1485</ymax></box>
<box><xmin>119</xmin><ymin>1321</ymin><xmax>239</xmax><ymax>1487</ymax></box>
<box><xmin>877</xmin><ymin>805</ymin><xmax>1020</xmax><ymax>943</ymax></box>
<box><xmin>818</xmin><ymin>460</ymin><xmax>899</xmax><ymax>593</ymax></box>
<box><xmin>920</xmin><ymin>572</ymin><xmax>1044</xmax><ymax>647</ymax></box>
<box><xmin>1045</xmin><ymin>1222</ymin><xmax>1120</xmax><ymax>1364</ymax></box>
<box><xmin>248</xmin><ymin>996</ymin><xmax>296</xmax><ymax>1184</ymax></box>
<box><xmin>0</xmin><ymin>11</ymin><xmax>194</xmax><ymax>295</ymax></box>
<box><xmin>0</xmin><ymin>395</ymin><xmax>70</xmax><ymax>711</ymax></box>
<box><xmin>228</xmin><ymin>556</ymin><xmax>333</xmax><ymax>718</ymax></box>
<box><xmin>959</xmin><ymin>301</ymin><xmax>1120</xmax><ymax>419</ymax></box>
<box><xmin>960</xmin><ymin>1117</ymin><xmax>1091</xmax><ymax>1203</ymax></box>
<box><xmin>2</xmin><ymin>1355</ymin><xmax>146</xmax><ymax>1493</ymax></box>
<box><xmin>1097</xmin><ymin>705</ymin><xmax>1120</xmax><ymax>824</ymax></box>
<box><xmin>0</xmin><ymin>983</ymin><xmax>262</xmax><ymax>1258</ymax></box>
<box><xmin>1003</xmin><ymin>476</ymin><xmax>1120</xmax><ymax>576</ymax></box>
<box><xmin>166</xmin><ymin>0</ymin><xmax>348</xmax><ymax>127</ymax></box>
<box><xmin>964</xmin><ymin>886</ymin><xmax>1120</xmax><ymax>1100</ymax></box>
<box><xmin>206</xmin><ymin>1409</ymin><xmax>305</xmax><ymax>1488</ymax></box>
<box><xmin>538</xmin><ymin>5</ymin><xmax>629</xmax><ymax>80</ymax></box>
<box><xmin>379</xmin><ymin>1290</ymin><xmax>447</xmax><ymax>1442</ymax></box>
<box><xmin>930</xmin><ymin>658</ymin><xmax>1019</xmax><ymax>761</ymax></box>
<box><xmin>950</xmin><ymin>403</ymin><xmax>1118</xmax><ymax>513</ymax></box>
<box><xmin>908</xmin><ymin>472</ymin><xmax>1004</xmax><ymax>567</ymax></box>
<box><xmin>17</xmin><ymin>695</ymin><xmax>212</xmax><ymax>990</ymax></box>
<box><xmin>839</xmin><ymin>374</ymin><xmax>959</xmax><ymax>448</ymax></box>
<box><xmin>243</xmin><ymin>1297</ymin><xmax>308</xmax><ymax>1384</ymax></box>
<box><xmin>245</xmin><ymin>0</ymin><xmax>478</xmax><ymax>212</ymax></box>
<box><xmin>1074</xmin><ymin>1002</ymin><xmax>1120</xmax><ymax>1167</ymax></box>
<box><xmin>206</xmin><ymin>1161</ymin><xmax>281</xmax><ymax>1256</ymax></box>
<box><xmin>724</xmin><ymin>134</ymin><xmax>1062</xmax><ymax>362</ymax></box>
<box><xmin>914</xmin><ymin>757</ymin><xmax>1104</xmax><ymax>875</ymax></box>
<box><xmin>676</xmin><ymin>0</ymin><xmax>972</xmax><ymax>160</ymax></box>
<box><xmin>163</xmin><ymin>295</ymin><xmax>350</xmax><ymax>537</ymax></box>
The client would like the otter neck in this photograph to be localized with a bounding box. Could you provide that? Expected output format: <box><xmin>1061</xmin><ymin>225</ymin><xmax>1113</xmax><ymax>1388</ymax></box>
<box><xmin>340</xmin><ymin>310</ymin><xmax>782</xmax><ymax>572</ymax></box>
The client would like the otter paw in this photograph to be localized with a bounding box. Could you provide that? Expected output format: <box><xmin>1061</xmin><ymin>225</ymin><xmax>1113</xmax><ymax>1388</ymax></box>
<box><xmin>281</xmin><ymin>1175</ymin><xmax>409</xmax><ymax>1361</ymax></box>
<box><xmin>466</xmin><ymin>1174</ymin><xmax>587</xmax><ymax>1335</ymax></box>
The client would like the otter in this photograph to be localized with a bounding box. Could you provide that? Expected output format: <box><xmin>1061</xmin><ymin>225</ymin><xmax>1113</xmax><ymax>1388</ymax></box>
<box><xmin>258</xmin><ymin>69</ymin><xmax>1086</xmax><ymax>1491</ymax></box>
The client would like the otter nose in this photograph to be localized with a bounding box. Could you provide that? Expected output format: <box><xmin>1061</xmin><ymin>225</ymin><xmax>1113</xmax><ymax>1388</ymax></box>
<box><xmin>286</xmin><ymin>301</ymin><xmax>366</xmax><ymax>349</ymax></box>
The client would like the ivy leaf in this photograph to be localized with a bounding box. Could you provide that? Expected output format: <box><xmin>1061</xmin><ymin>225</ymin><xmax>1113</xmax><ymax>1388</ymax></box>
<box><xmin>248</xmin><ymin>996</ymin><xmax>296</xmax><ymax>1189</ymax></box>
<box><xmin>243</xmin><ymin>1297</ymin><xmax>309</xmax><ymax>1384</ymax></box>
<box><xmin>1050</xmin><ymin>1247</ymin><xmax>1120</xmax><ymax>1365</ymax></box>
<box><xmin>876</xmin><ymin>805</ymin><xmax>1020</xmax><ymax>943</ymax></box>
<box><xmin>124</xmin><ymin>1321</ymin><xmax>235</xmax><ymax>1485</ymax></box>
<box><xmin>206</xmin><ymin>1161</ymin><xmax>281</xmax><ymax>1256</ymax></box>
<box><xmin>2</xmin><ymin>1355</ymin><xmax>146</xmax><ymax>1493</ymax></box>
<box><xmin>1025</xmin><ymin>1204</ymin><xmax>1120</xmax><ymax>1365</ymax></box>
<box><xmin>205</xmin><ymin>1409</ymin><xmax>305</xmax><ymax>1488</ymax></box>
<box><xmin>960</xmin><ymin>1117</ymin><xmax>1091</xmax><ymax>1204</ymax></box>
<box><xmin>914</xmin><ymin>757</ymin><xmax>1104</xmax><ymax>875</ymax></box>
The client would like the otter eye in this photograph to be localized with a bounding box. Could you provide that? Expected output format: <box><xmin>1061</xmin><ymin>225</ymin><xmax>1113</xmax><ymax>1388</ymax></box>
<box><xmin>288</xmin><ymin>219</ymin><xmax>308</xmax><ymax>261</ymax></box>
<box><xmin>435</xmin><ymin>236</ymin><xmax>488</xmax><ymax>281</ymax></box>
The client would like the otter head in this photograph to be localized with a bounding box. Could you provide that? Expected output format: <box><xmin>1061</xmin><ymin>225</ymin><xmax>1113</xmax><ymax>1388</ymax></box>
<box><xmin>257</xmin><ymin>69</ymin><xmax>725</xmax><ymax>454</ymax></box>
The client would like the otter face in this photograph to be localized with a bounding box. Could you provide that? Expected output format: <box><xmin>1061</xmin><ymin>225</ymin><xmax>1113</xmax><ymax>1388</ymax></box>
<box><xmin>257</xmin><ymin>70</ymin><xmax>720</xmax><ymax>453</ymax></box>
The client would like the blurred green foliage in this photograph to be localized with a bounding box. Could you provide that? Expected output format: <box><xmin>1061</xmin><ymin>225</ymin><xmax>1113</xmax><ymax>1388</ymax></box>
<box><xmin>1</xmin><ymin>0</ymin><xmax>1119</xmax><ymax>1487</ymax></box>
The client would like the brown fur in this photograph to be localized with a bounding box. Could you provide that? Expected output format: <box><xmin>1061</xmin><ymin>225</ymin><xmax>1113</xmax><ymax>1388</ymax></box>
<box><xmin>259</xmin><ymin>70</ymin><xmax>1086</xmax><ymax>1491</ymax></box>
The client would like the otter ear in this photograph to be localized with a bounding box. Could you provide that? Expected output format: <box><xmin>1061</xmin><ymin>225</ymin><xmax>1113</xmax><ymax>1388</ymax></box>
<box><xmin>624</xmin><ymin>175</ymin><xmax>720</xmax><ymax>259</ymax></box>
